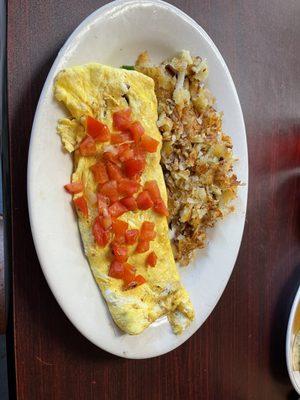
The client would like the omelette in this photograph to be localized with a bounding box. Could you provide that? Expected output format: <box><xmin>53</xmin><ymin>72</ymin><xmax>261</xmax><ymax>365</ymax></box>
<box><xmin>54</xmin><ymin>63</ymin><xmax>194</xmax><ymax>335</ymax></box>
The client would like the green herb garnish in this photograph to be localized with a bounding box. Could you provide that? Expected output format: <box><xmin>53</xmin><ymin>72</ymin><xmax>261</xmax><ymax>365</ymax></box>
<box><xmin>121</xmin><ymin>65</ymin><xmax>135</xmax><ymax>71</ymax></box>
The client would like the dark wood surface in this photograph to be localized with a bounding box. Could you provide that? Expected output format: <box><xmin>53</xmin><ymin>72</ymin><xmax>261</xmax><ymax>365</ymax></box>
<box><xmin>7</xmin><ymin>1</ymin><xmax>300</xmax><ymax>399</ymax></box>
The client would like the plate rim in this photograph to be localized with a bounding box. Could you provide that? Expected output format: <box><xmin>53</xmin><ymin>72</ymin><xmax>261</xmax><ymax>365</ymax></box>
<box><xmin>27</xmin><ymin>0</ymin><xmax>248</xmax><ymax>359</ymax></box>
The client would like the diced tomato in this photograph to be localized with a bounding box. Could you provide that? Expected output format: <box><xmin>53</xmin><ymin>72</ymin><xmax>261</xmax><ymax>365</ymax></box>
<box><xmin>112</xmin><ymin>219</ymin><xmax>128</xmax><ymax>236</ymax></box>
<box><xmin>141</xmin><ymin>221</ymin><xmax>155</xmax><ymax>231</ymax></box>
<box><xmin>96</xmin><ymin>125</ymin><xmax>110</xmax><ymax>142</ymax></box>
<box><xmin>113</xmin><ymin>108</ymin><xmax>132</xmax><ymax>131</ymax></box>
<box><xmin>97</xmin><ymin>193</ymin><xmax>110</xmax><ymax>214</ymax></box>
<box><xmin>111</xmin><ymin>132</ymin><xmax>131</xmax><ymax>144</ymax></box>
<box><xmin>90</xmin><ymin>160</ymin><xmax>109</xmax><ymax>184</ymax></box>
<box><xmin>103</xmin><ymin>151</ymin><xmax>120</xmax><ymax>165</ymax></box>
<box><xmin>146</xmin><ymin>251</ymin><xmax>157</xmax><ymax>267</ymax></box>
<box><xmin>106</xmin><ymin>162</ymin><xmax>124</xmax><ymax>182</ymax></box>
<box><xmin>64</xmin><ymin>182</ymin><xmax>83</xmax><ymax>194</ymax></box>
<box><xmin>108</xmin><ymin>201</ymin><xmax>127</xmax><ymax>218</ymax></box>
<box><xmin>79</xmin><ymin>136</ymin><xmax>97</xmax><ymax>156</ymax></box>
<box><xmin>128</xmin><ymin>121</ymin><xmax>144</xmax><ymax>143</ymax></box>
<box><xmin>98</xmin><ymin>214</ymin><xmax>112</xmax><ymax>230</ymax></box>
<box><xmin>93</xmin><ymin>217</ymin><xmax>110</xmax><ymax>247</ymax></box>
<box><xmin>144</xmin><ymin>180</ymin><xmax>161</xmax><ymax>201</ymax></box>
<box><xmin>125</xmin><ymin>229</ymin><xmax>139</xmax><ymax>245</ymax></box>
<box><xmin>140</xmin><ymin>221</ymin><xmax>156</xmax><ymax>241</ymax></box>
<box><xmin>120</xmin><ymin>196</ymin><xmax>137</xmax><ymax>211</ymax></box>
<box><xmin>132</xmin><ymin>144</ymin><xmax>146</xmax><ymax>161</ymax></box>
<box><xmin>123</xmin><ymin>158</ymin><xmax>145</xmax><ymax>178</ymax></box>
<box><xmin>153</xmin><ymin>199</ymin><xmax>169</xmax><ymax>216</ymax></box>
<box><xmin>112</xmin><ymin>235</ymin><xmax>126</xmax><ymax>245</ymax></box>
<box><xmin>140</xmin><ymin>134</ymin><xmax>159</xmax><ymax>153</ymax></box>
<box><xmin>98</xmin><ymin>181</ymin><xmax>119</xmax><ymax>203</ymax></box>
<box><xmin>118</xmin><ymin>179</ymin><xmax>140</xmax><ymax>196</ymax></box>
<box><xmin>117</xmin><ymin>143</ymin><xmax>130</xmax><ymax>155</ymax></box>
<box><xmin>133</xmin><ymin>275</ymin><xmax>146</xmax><ymax>286</ymax></box>
<box><xmin>86</xmin><ymin>116</ymin><xmax>110</xmax><ymax>142</ymax></box>
<box><xmin>109</xmin><ymin>260</ymin><xmax>124</xmax><ymax>279</ymax></box>
<box><xmin>122</xmin><ymin>263</ymin><xmax>136</xmax><ymax>285</ymax></box>
<box><xmin>125</xmin><ymin>274</ymin><xmax>146</xmax><ymax>289</ymax></box>
<box><xmin>73</xmin><ymin>196</ymin><xmax>88</xmax><ymax>217</ymax></box>
<box><xmin>117</xmin><ymin>143</ymin><xmax>134</xmax><ymax>162</ymax></box>
<box><xmin>111</xmin><ymin>244</ymin><xmax>128</xmax><ymax>262</ymax></box>
<box><xmin>136</xmin><ymin>191</ymin><xmax>154</xmax><ymax>210</ymax></box>
<box><xmin>135</xmin><ymin>240</ymin><xmax>150</xmax><ymax>254</ymax></box>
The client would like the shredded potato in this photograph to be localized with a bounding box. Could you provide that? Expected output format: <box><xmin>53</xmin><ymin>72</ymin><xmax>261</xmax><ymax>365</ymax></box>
<box><xmin>136</xmin><ymin>51</ymin><xmax>239</xmax><ymax>266</ymax></box>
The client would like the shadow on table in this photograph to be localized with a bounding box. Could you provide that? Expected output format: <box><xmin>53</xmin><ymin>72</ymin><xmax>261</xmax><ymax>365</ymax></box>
<box><xmin>287</xmin><ymin>389</ymin><xmax>300</xmax><ymax>400</ymax></box>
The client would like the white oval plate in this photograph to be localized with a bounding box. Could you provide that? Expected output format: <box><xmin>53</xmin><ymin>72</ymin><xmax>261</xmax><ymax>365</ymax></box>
<box><xmin>28</xmin><ymin>0</ymin><xmax>248</xmax><ymax>359</ymax></box>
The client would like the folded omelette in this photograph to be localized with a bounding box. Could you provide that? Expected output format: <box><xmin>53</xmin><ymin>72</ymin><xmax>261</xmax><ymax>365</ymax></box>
<box><xmin>54</xmin><ymin>63</ymin><xmax>194</xmax><ymax>335</ymax></box>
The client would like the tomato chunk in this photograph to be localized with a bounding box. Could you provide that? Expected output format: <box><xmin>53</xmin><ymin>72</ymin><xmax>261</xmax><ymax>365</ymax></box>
<box><xmin>132</xmin><ymin>144</ymin><xmax>146</xmax><ymax>160</ymax></box>
<box><xmin>108</xmin><ymin>201</ymin><xmax>127</xmax><ymax>218</ymax></box>
<box><xmin>86</xmin><ymin>116</ymin><xmax>110</xmax><ymax>142</ymax></box>
<box><xmin>122</xmin><ymin>263</ymin><xmax>136</xmax><ymax>285</ymax></box>
<box><xmin>153</xmin><ymin>199</ymin><xmax>169</xmax><ymax>216</ymax></box>
<box><xmin>106</xmin><ymin>162</ymin><xmax>124</xmax><ymax>182</ymax></box>
<box><xmin>109</xmin><ymin>260</ymin><xmax>124</xmax><ymax>279</ymax></box>
<box><xmin>120</xmin><ymin>196</ymin><xmax>138</xmax><ymax>211</ymax></box>
<box><xmin>144</xmin><ymin>180</ymin><xmax>161</xmax><ymax>201</ymax></box>
<box><xmin>93</xmin><ymin>217</ymin><xmax>110</xmax><ymax>247</ymax></box>
<box><xmin>147</xmin><ymin>251</ymin><xmax>157</xmax><ymax>267</ymax></box>
<box><xmin>103</xmin><ymin>151</ymin><xmax>120</xmax><ymax>165</ymax></box>
<box><xmin>140</xmin><ymin>221</ymin><xmax>156</xmax><ymax>241</ymax></box>
<box><xmin>135</xmin><ymin>240</ymin><xmax>150</xmax><ymax>254</ymax></box>
<box><xmin>112</xmin><ymin>235</ymin><xmax>126</xmax><ymax>245</ymax></box>
<box><xmin>99</xmin><ymin>181</ymin><xmax>119</xmax><ymax>203</ymax></box>
<box><xmin>125</xmin><ymin>229</ymin><xmax>139</xmax><ymax>245</ymax></box>
<box><xmin>118</xmin><ymin>144</ymin><xmax>134</xmax><ymax>162</ymax></box>
<box><xmin>133</xmin><ymin>275</ymin><xmax>146</xmax><ymax>285</ymax></box>
<box><xmin>111</xmin><ymin>132</ymin><xmax>131</xmax><ymax>144</ymax></box>
<box><xmin>111</xmin><ymin>244</ymin><xmax>128</xmax><ymax>262</ymax></box>
<box><xmin>98</xmin><ymin>214</ymin><xmax>112</xmax><ymax>230</ymax></box>
<box><xmin>123</xmin><ymin>158</ymin><xmax>145</xmax><ymax>178</ymax></box>
<box><xmin>73</xmin><ymin>196</ymin><xmax>88</xmax><ymax>217</ymax></box>
<box><xmin>125</xmin><ymin>274</ymin><xmax>146</xmax><ymax>289</ymax></box>
<box><xmin>136</xmin><ymin>191</ymin><xmax>154</xmax><ymax>210</ymax></box>
<box><xmin>118</xmin><ymin>179</ymin><xmax>140</xmax><ymax>196</ymax></box>
<box><xmin>128</xmin><ymin>121</ymin><xmax>144</xmax><ymax>143</ymax></box>
<box><xmin>140</xmin><ymin>134</ymin><xmax>159</xmax><ymax>153</ymax></box>
<box><xmin>112</xmin><ymin>219</ymin><xmax>128</xmax><ymax>236</ymax></box>
<box><xmin>113</xmin><ymin>108</ymin><xmax>132</xmax><ymax>131</ymax></box>
<box><xmin>79</xmin><ymin>136</ymin><xmax>97</xmax><ymax>156</ymax></box>
<box><xmin>91</xmin><ymin>160</ymin><xmax>109</xmax><ymax>184</ymax></box>
<box><xmin>64</xmin><ymin>182</ymin><xmax>83</xmax><ymax>194</ymax></box>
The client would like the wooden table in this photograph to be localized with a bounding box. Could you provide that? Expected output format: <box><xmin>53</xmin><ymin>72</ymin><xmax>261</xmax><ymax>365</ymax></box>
<box><xmin>6</xmin><ymin>1</ymin><xmax>300</xmax><ymax>398</ymax></box>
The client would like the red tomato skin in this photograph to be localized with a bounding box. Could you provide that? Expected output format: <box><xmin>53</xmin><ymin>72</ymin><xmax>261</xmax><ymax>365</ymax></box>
<box><xmin>125</xmin><ymin>229</ymin><xmax>139</xmax><ymax>245</ymax></box>
<box><xmin>73</xmin><ymin>196</ymin><xmax>88</xmax><ymax>217</ymax></box>
<box><xmin>135</xmin><ymin>240</ymin><xmax>150</xmax><ymax>254</ymax></box>
<box><xmin>79</xmin><ymin>136</ymin><xmax>97</xmax><ymax>156</ymax></box>
<box><xmin>108</xmin><ymin>201</ymin><xmax>127</xmax><ymax>218</ymax></box>
<box><xmin>140</xmin><ymin>134</ymin><xmax>159</xmax><ymax>153</ymax></box>
<box><xmin>64</xmin><ymin>182</ymin><xmax>83</xmax><ymax>194</ymax></box>
<box><xmin>120</xmin><ymin>196</ymin><xmax>138</xmax><ymax>211</ymax></box>
<box><xmin>147</xmin><ymin>251</ymin><xmax>157</xmax><ymax>267</ymax></box>
<box><xmin>136</xmin><ymin>191</ymin><xmax>154</xmax><ymax>210</ymax></box>
<box><xmin>123</xmin><ymin>159</ymin><xmax>145</xmax><ymax>178</ymax></box>
<box><xmin>113</xmin><ymin>108</ymin><xmax>132</xmax><ymax>131</ymax></box>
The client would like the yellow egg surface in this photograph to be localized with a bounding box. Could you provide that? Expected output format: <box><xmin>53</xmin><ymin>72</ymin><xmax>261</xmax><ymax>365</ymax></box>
<box><xmin>54</xmin><ymin>63</ymin><xmax>194</xmax><ymax>335</ymax></box>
